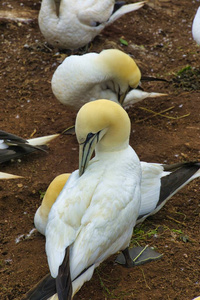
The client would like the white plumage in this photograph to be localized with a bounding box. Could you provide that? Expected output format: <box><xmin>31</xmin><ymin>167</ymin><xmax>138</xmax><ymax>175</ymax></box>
<box><xmin>192</xmin><ymin>6</ymin><xmax>200</xmax><ymax>45</ymax></box>
<box><xmin>136</xmin><ymin>161</ymin><xmax>200</xmax><ymax>224</ymax></box>
<box><xmin>51</xmin><ymin>49</ymin><xmax>167</xmax><ymax>110</ymax></box>
<box><xmin>34</xmin><ymin>161</ymin><xmax>200</xmax><ymax>235</ymax></box>
<box><xmin>38</xmin><ymin>0</ymin><xmax>145</xmax><ymax>50</ymax></box>
<box><xmin>45</xmin><ymin>99</ymin><xmax>141</xmax><ymax>298</ymax></box>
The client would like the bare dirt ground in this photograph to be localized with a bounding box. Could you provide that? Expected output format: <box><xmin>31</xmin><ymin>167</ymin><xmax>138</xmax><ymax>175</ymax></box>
<box><xmin>0</xmin><ymin>1</ymin><xmax>200</xmax><ymax>299</ymax></box>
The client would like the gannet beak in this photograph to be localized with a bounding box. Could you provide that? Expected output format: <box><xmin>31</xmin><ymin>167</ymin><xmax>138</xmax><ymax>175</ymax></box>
<box><xmin>0</xmin><ymin>172</ymin><xmax>23</xmax><ymax>179</ymax></box>
<box><xmin>79</xmin><ymin>132</ymin><xmax>100</xmax><ymax>176</ymax></box>
<box><xmin>119</xmin><ymin>86</ymin><xmax>131</xmax><ymax>105</ymax></box>
<box><xmin>119</xmin><ymin>93</ymin><xmax>126</xmax><ymax>105</ymax></box>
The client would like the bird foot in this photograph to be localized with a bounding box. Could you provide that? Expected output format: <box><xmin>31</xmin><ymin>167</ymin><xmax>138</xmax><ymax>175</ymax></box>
<box><xmin>115</xmin><ymin>245</ymin><xmax>163</xmax><ymax>267</ymax></box>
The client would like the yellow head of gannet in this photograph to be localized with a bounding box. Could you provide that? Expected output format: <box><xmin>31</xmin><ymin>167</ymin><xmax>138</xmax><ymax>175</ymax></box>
<box><xmin>34</xmin><ymin>173</ymin><xmax>71</xmax><ymax>235</ymax></box>
<box><xmin>97</xmin><ymin>49</ymin><xmax>141</xmax><ymax>104</ymax></box>
<box><xmin>76</xmin><ymin>99</ymin><xmax>131</xmax><ymax>175</ymax></box>
<box><xmin>44</xmin><ymin>99</ymin><xmax>141</xmax><ymax>299</ymax></box>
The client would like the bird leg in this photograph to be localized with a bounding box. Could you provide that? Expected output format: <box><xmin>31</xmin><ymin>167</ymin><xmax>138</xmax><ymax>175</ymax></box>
<box><xmin>116</xmin><ymin>245</ymin><xmax>163</xmax><ymax>267</ymax></box>
<box><xmin>122</xmin><ymin>247</ymin><xmax>136</xmax><ymax>267</ymax></box>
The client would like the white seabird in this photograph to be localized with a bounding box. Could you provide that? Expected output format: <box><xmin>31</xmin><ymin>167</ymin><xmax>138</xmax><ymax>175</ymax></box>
<box><xmin>28</xmin><ymin>99</ymin><xmax>142</xmax><ymax>299</ymax></box>
<box><xmin>38</xmin><ymin>0</ymin><xmax>146</xmax><ymax>50</ymax></box>
<box><xmin>51</xmin><ymin>49</ymin><xmax>167</xmax><ymax>110</ymax></box>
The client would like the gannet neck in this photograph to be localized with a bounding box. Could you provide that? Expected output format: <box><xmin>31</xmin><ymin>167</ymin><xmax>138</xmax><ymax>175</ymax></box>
<box><xmin>97</xmin><ymin>49</ymin><xmax>141</xmax><ymax>91</ymax></box>
<box><xmin>76</xmin><ymin>99</ymin><xmax>130</xmax><ymax>153</ymax></box>
<box><xmin>39</xmin><ymin>0</ymin><xmax>58</xmax><ymax>20</ymax></box>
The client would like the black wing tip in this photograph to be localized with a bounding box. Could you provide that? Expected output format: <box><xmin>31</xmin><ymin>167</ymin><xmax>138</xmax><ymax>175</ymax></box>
<box><xmin>56</xmin><ymin>247</ymin><xmax>72</xmax><ymax>300</ymax></box>
<box><xmin>163</xmin><ymin>161</ymin><xmax>200</xmax><ymax>172</ymax></box>
<box><xmin>141</xmin><ymin>76</ymin><xmax>169</xmax><ymax>83</ymax></box>
<box><xmin>22</xmin><ymin>273</ymin><xmax>56</xmax><ymax>300</ymax></box>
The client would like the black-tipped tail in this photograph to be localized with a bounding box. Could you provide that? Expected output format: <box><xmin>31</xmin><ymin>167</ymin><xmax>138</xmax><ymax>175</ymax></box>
<box><xmin>56</xmin><ymin>247</ymin><xmax>72</xmax><ymax>300</ymax></box>
<box><xmin>159</xmin><ymin>161</ymin><xmax>200</xmax><ymax>206</ymax></box>
<box><xmin>22</xmin><ymin>273</ymin><xmax>56</xmax><ymax>300</ymax></box>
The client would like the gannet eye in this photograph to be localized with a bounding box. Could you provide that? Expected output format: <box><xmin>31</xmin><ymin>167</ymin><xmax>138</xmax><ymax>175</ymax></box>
<box><xmin>90</xmin><ymin>21</ymin><xmax>101</xmax><ymax>27</ymax></box>
<box><xmin>86</xmin><ymin>132</ymin><xmax>95</xmax><ymax>141</ymax></box>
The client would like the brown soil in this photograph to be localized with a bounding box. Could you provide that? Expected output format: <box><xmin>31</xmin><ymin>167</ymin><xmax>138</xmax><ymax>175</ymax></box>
<box><xmin>0</xmin><ymin>1</ymin><xmax>200</xmax><ymax>299</ymax></box>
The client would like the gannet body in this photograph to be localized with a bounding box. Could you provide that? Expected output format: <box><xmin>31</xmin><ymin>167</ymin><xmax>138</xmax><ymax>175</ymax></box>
<box><xmin>52</xmin><ymin>49</ymin><xmax>166</xmax><ymax>109</ymax></box>
<box><xmin>192</xmin><ymin>7</ymin><xmax>200</xmax><ymax>45</ymax></box>
<box><xmin>44</xmin><ymin>100</ymin><xmax>141</xmax><ymax>298</ymax></box>
<box><xmin>38</xmin><ymin>0</ymin><xmax>145</xmax><ymax>50</ymax></box>
<box><xmin>34</xmin><ymin>162</ymin><xmax>200</xmax><ymax>235</ymax></box>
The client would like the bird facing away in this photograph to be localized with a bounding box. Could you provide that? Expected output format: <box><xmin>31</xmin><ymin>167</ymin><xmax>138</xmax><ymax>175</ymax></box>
<box><xmin>192</xmin><ymin>6</ymin><xmax>200</xmax><ymax>45</ymax></box>
<box><xmin>0</xmin><ymin>130</ymin><xmax>59</xmax><ymax>164</ymax></box>
<box><xmin>34</xmin><ymin>162</ymin><xmax>200</xmax><ymax>235</ymax></box>
<box><xmin>51</xmin><ymin>49</ymin><xmax>167</xmax><ymax>110</ymax></box>
<box><xmin>38</xmin><ymin>0</ymin><xmax>145</xmax><ymax>50</ymax></box>
<box><xmin>40</xmin><ymin>99</ymin><xmax>141</xmax><ymax>299</ymax></box>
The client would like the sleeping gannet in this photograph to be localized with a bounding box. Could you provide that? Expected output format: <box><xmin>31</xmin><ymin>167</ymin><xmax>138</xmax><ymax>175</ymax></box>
<box><xmin>38</xmin><ymin>0</ymin><xmax>145</xmax><ymax>50</ymax></box>
<box><xmin>52</xmin><ymin>49</ymin><xmax>167</xmax><ymax>110</ymax></box>
<box><xmin>34</xmin><ymin>162</ymin><xmax>200</xmax><ymax>235</ymax></box>
<box><xmin>28</xmin><ymin>99</ymin><xmax>142</xmax><ymax>299</ymax></box>
<box><xmin>192</xmin><ymin>6</ymin><xmax>200</xmax><ymax>45</ymax></box>
<box><xmin>0</xmin><ymin>130</ymin><xmax>59</xmax><ymax>163</ymax></box>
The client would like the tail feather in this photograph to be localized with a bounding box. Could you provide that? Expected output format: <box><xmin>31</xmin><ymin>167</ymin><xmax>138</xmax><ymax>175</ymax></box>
<box><xmin>158</xmin><ymin>162</ymin><xmax>200</xmax><ymax>207</ymax></box>
<box><xmin>22</xmin><ymin>273</ymin><xmax>56</xmax><ymax>300</ymax></box>
<box><xmin>137</xmin><ymin>162</ymin><xmax>200</xmax><ymax>223</ymax></box>
<box><xmin>0</xmin><ymin>131</ymin><xmax>59</xmax><ymax>164</ymax></box>
<box><xmin>108</xmin><ymin>1</ymin><xmax>145</xmax><ymax>25</ymax></box>
<box><xmin>112</xmin><ymin>1</ymin><xmax>126</xmax><ymax>13</ymax></box>
<box><xmin>56</xmin><ymin>247</ymin><xmax>72</xmax><ymax>300</ymax></box>
<box><xmin>0</xmin><ymin>130</ymin><xmax>26</xmax><ymax>144</ymax></box>
<box><xmin>0</xmin><ymin>145</ymin><xmax>46</xmax><ymax>164</ymax></box>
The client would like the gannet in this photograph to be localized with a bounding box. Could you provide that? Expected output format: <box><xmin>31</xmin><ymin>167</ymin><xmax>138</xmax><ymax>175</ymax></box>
<box><xmin>52</xmin><ymin>49</ymin><xmax>167</xmax><ymax>110</ymax></box>
<box><xmin>192</xmin><ymin>6</ymin><xmax>200</xmax><ymax>45</ymax></box>
<box><xmin>34</xmin><ymin>162</ymin><xmax>200</xmax><ymax>235</ymax></box>
<box><xmin>32</xmin><ymin>99</ymin><xmax>142</xmax><ymax>299</ymax></box>
<box><xmin>38</xmin><ymin>0</ymin><xmax>145</xmax><ymax>50</ymax></box>
<box><xmin>0</xmin><ymin>130</ymin><xmax>59</xmax><ymax>163</ymax></box>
